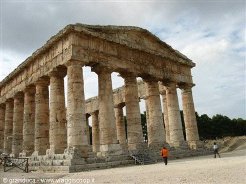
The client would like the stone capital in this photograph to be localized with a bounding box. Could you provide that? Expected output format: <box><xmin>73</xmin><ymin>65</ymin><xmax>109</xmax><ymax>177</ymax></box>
<box><xmin>178</xmin><ymin>82</ymin><xmax>195</xmax><ymax>90</ymax></box>
<box><xmin>161</xmin><ymin>79</ymin><xmax>177</xmax><ymax>87</ymax></box>
<box><xmin>120</xmin><ymin>71</ymin><xmax>137</xmax><ymax>79</ymax></box>
<box><xmin>49</xmin><ymin>66</ymin><xmax>67</xmax><ymax>78</ymax></box>
<box><xmin>114</xmin><ymin>102</ymin><xmax>125</xmax><ymax>109</ymax></box>
<box><xmin>24</xmin><ymin>85</ymin><xmax>36</xmax><ymax>94</ymax></box>
<box><xmin>158</xmin><ymin>81</ymin><xmax>167</xmax><ymax>95</ymax></box>
<box><xmin>14</xmin><ymin>92</ymin><xmax>24</xmax><ymax>99</ymax></box>
<box><xmin>0</xmin><ymin>103</ymin><xmax>6</xmax><ymax>109</ymax></box>
<box><xmin>6</xmin><ymin>98</ymin><xmax>14</xmax><ymax>103</ymax></box>
<box><xmin>35</xmin><ymin>76</ymin><xmax>50</xmax><ymax>86</ymax></box>
<box><xmin>91</xmin><ymin>64</ymin><xmax>113</xmax><ymax>75</ymax></box>
<box><xmin>142</xmin><ymin>76</ymin><xmax>158</xmax><ymax>84</ymax></box>
<box><xmin>65</xmin><ymin>59</ymin><xmax>85</xmax><ymax>67</ymax></box>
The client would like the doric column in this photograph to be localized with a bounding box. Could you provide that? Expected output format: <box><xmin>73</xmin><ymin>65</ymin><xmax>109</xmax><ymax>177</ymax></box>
<box><xmin>12</xmin><ymin>93</ymin><xmax>24</xmax><ymax>157</ymax></box>
<box><xmin>114</xmin><ymin>104</ymin><xmax>126</xmax><ymax>145</ymax></box>
<box><xmin>34</xmin><ymin>78</ymin><xmax>49</xmax><ymax>155</ymax></box>
<box><xmin>143</xmin><ymin>96</ymin><xmax>149</xmax><ymax>143</ymax></box>
<box><xmin>0</xmin><ymin>104</ymin><xmax>6</xmax><ymax>149</ymax></box>
<box><xmin>66</xmin><ymin>61</ymin><xmax>88</xmax><ymax>157</ymax></box>
<box><xmin>23</xmin><ymin>86</ymin><xmax>35</xmax><ymax>156</ymax></box>
<box><xmin>86</xmin><ymin>114</ymin><xmax>91</xmax><ymax>145</ymax></box>
<box><xmin>93</xmin><ymin>66</ymin><xmax>121</xmax><ymax>154</ymax></box>
<box><xmin>159</xmin><ymin>83</ymin><xmax>170</xmax><ymax>143</ymax></box>
<box><xmin>4</xmin><ymin>99</ymin><xmax>14</xmax><ymax>154</ymax></box>
<box><xmin>180</xmin><ymin>84</ymin><xmax>200</xmax><ymax>149</ymax></box>
<box><xmin>49</xmin><ymin>68</ymin><xmax>67</xmax><ymax>154</ymax></box>
<box><xmin>144</xmin><ymin>80</ymin><xmax>165</xmax><ymax>147</ymax></box>
<box><xmin>165</xmin><ymin>82</ymin><xmax>185</xmax><ymax>147</ymax></box>
<box><xmin>91</xmin><ymin>111</ymin><xmax>100</xmax><ymax>152</ymax></box>
<box><xmin>122</xmin><ymin>73</ymin><xmax>143</xmax><ymax>150</ymax></box>
<box><xmin>143</xmin><ymin>96</ymin><xmax>149</xmax><ymax>133</ymax></box>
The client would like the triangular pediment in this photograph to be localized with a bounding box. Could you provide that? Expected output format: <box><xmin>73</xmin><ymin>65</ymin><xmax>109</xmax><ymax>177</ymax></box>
<box><xmin>71</xmin><ymin>23</ymin><xmax>194</xmax><ymax>66</ymax></box>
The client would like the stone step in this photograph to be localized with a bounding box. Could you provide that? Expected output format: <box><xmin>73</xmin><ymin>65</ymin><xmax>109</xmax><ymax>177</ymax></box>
<box><xmin>29</xmin><ymin>165</ymin><xmax>70</xmax><ymax>173</ymax></box>
<box><xmin>29</xmin><ymin>159</ymin><xmax>135</xmax><ymax>173</ymax></box>
<box><xmin>70</xmin><ymin>160</ymin><xmax>135</xmax><ymax>172</ymax></box>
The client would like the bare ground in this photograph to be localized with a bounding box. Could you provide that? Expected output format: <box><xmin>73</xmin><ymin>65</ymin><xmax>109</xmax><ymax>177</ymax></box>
<box><xmin>0</xmin><ymin>148</ymin><xmax>245</xmax><ymax>184</ymax></box>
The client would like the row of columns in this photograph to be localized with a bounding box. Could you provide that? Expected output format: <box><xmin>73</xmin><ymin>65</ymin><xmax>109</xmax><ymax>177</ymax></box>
<box><xmin>0</xmin><ymin>60</ymin><xmax>200</xmax><ymax>158</ymax></box>
<box><xmin>159</xmin><ymin>82</ymin><xmax>200</xmax><ymax>148</ymax></box>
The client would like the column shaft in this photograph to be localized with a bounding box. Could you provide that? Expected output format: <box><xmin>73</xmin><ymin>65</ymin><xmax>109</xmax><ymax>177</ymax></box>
<box><xmin>166</xmin><ymin>82</ymin><xmax>185</xmax><ymax>147</ymax></box>
<box><xmin>0</xmin><ymin>105</ymin><xmax>5</xmax><ymax>149</ymax></box>
<box><xmin>35</xmin><ymin>80</ymin><xmax>49</xmax><ymax>155</ymax></box>
<box><xmin>98</xmin><ymin>70</ymin><xmax>117</xmax><ymax>146</ymax></box>
<box><xmin>91</xmin><ymin>112</ymin><xmax>100</xmax><ymax>152</ymax></box>
<box><xmin>145</xmin><ymin>81</ymin><xmax>165</xmax><ymax>146</ymax></box>
<box><xmin>95</xmin><ymin>67</ymin><xmax>121</xmax><ymax>154</ymax></box>
<box><xmin>161</xmin><ymin>90</ymin><xmax>170</xmax><ymax>143</ymax></box>
<box><xmin>144</xmin><ymin>98</ymin><xmax>149</xmax><ymax>142</ymax></box>
<box><xmin>49</xmin><ymin>71</ymin><xmax>67</xmax><ymax>153</ymax></box>
<box><xmin>4</xmin><ymin>99</ymin><xmax>14</xmax><ymax>154</ymax></box>
<box><xmin>115</xmin><ymin>106</ymin><xmax>126</xmax><ymax>145</ymax></box>
<box><xmin>67</xmin><ymin>62</ymin><xmax>88</xmax><ymax>157</ymax></box>
<box><xmin>86</xmin><ymin>115</ymin><xmax>91</xmax><ymax>145</ymax></box>
<box><xmin>124</xmin><ymin>75</ymin><xmax>143</xmax><ymax>150</ymax></box>
<box><xmin>23</xmin><ymin>87</ymin><xmax>35</xmax><ymax>156</ymax></box>
<box><xmin>12</xmin><ymin>93</ymin><xmax>24</xmax><ymax>157</ymax></box>
<box><xmin>182</xmin><ymin>86</ymin><xmax>199</xmax><ymax>148</ymax></box>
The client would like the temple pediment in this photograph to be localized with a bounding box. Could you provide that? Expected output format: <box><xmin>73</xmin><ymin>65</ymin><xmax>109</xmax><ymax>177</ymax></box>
<box><xmin>64</xmin><ymin>24</ymin><xmax>194</xmax><ymax>66</ymax></box>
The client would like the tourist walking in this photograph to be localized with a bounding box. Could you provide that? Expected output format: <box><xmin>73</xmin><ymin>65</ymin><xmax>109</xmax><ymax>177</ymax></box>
<box><xmin>213</xmin><ymin>142</ymin><xmax>221</xmax><ymax>158</ymax></box>
<box><xmin>161</xmin><ymin>146</ymin><xmax>168</xmax><ymax>165</ymax></box>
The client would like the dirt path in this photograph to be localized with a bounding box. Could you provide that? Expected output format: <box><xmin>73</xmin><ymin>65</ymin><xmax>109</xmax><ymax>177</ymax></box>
<box><xmin>1</xmin><ymin>149</ymin><xmax>245</xmax><ymax>184</ymax></box>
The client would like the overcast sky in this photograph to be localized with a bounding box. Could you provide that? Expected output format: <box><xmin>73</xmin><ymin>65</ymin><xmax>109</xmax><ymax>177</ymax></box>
<box><xmin>0</xmin><ymin>0</ymin><xmax>245</xmax><ymax>119</ymax></box>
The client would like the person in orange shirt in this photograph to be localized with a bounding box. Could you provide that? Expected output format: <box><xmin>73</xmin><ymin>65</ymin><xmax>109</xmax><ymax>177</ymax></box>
<box><xmin>161</xmin><ymin>146</ymin><xmax>169</xmax><ymax>165</ymax></box>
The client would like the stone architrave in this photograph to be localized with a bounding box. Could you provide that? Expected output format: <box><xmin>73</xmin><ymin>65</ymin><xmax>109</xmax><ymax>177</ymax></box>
<box><xmin>34</xmin><ymin>78</ymin><xmax>50</xmax><ymax>155</ymax></box>
<box><xmin>93</xmin><ymin>66</ymin><xmax>121</xmax><ymax>154</ymax></box>
<box><xmin>144</xmin><ymin>80</ymin><xmax>165</xmax><ymax>147</ymax></box>
<box><xmin>91</xmin><ymin>111</ymin><xmax>100</xmax><ymax>152</ymax></box>
<box><xmin>66</xmin><ymin>60</ymin><xmax>88</xmax><ymax>157</ymax></box>
<box><xmin>12</xmin><ymin>93</ymin><xmax>24</xmax><ymax>157</ymax></box>
<box><xmin>122</xmin><ymin>73</ymin><xmax>143</xmax><ymax>150</ymax></box>
<box><xmin>4</xmin><ymin>99</ymin><xmax>14</xmax><ymax>154</ymax></box>
<box><xmin>165</xmin><ymin>82</ymin><xmax>185</xmax><ymax>147</ymax></box>
<box><xmin>181</xmin><ymin>84</ymin><xmax>200</xmax><ymax>149</ymax></box>
<box><xmin>159</xmin><ymin>83</ymin><xmax>170</xmax><ymax>143</ymax></box>
<box><xmin>0</xmin><ymin>104</ymin><xmax>5</xmax><ymax>149</ymax></box>
<box><xmin>23</xmin><ymin>86</ymin><xmax>36</xmax><ymax>156</ymax></box>
<box><xmin>49</xmin><ymin>68</ymin><xmax>67</xmax><ymax>154</ymax></box>
<box><xmin>114</xmin><ymin>104</ymin><xmax>126</xmax><ymax>145</ymax></box>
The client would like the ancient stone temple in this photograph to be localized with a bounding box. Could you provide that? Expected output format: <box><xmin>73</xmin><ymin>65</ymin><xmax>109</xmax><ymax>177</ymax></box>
<box><xmin>0</xmin><ymin>24</ymin><xmax>202</xmax><ymax>172</ymax></box>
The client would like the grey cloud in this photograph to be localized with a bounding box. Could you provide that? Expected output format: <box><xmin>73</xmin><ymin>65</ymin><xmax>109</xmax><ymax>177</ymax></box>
<box><xmin>1</xmin><ymin>0</ymin><xmax>245</xmax><ymax>118</ymax></box>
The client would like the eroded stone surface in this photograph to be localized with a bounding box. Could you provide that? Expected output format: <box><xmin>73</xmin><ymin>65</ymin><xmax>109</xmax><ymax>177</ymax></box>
<box><xmin>22</xmin><ymin>86</ymin><xmax>35</xmax><ymax>156</ymax></box>
<box><xmin>66</xmin><ymin>61</ymin><xmax>88</xmax><ymax>157</ymax></box>
<box><xmin>0</xmin><ymin>24</ymin><xmax>200</xmax><ymax>172</ymax></box>
<box><xmin>144</xmin><ymin>80</ymin><xmax>165</xmax><ymax>147</ymax></box>
<box><xmin>123</xmin><ymin>74</ymin><xmax>143</xmax><ymax>150</ymax></box>
<box><xmin>165</xmin><ymin>82</ymin><xmax>186</xmax><ymax>147</ymax></box>
<box><xmin>95</xmin><ymin>67</ymin><xmax>118</xmax><ymax>152</ymax></box>
<box><xmin>114</xmin><ymin>105</ymin><xmax>126</xmax><ymax>145</ymax></box>
<box><xmin>12</xmin><ymin>93</ymin><xmax>24</xmax><ymax>157</ymax></box>
<box><xmin>0</xmin><ymin>104</ymin><xmax>5</xmax><ymax>149</ymax></box>
<box><xmin>34</xmin><ymin>79</ymin><xmax>49</xmax><ymax>155</ymax></box>
<box><xmin>49</xmin><ymin>69</ymin><xmax>67</xmax><ymax>154</ymax></box>
<box><xmin>4</xmin><ymin>99</ymin><xmax>14</xmax><ymax>154</ymax></box>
